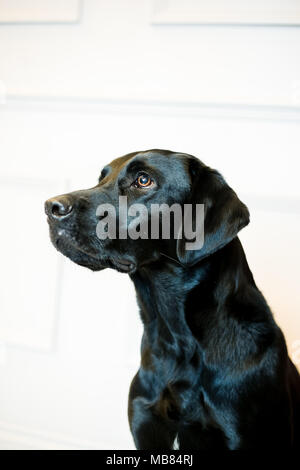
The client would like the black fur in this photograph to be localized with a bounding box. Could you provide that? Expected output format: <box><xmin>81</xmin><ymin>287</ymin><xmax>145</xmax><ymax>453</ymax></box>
<box><xmin>45</xmin><ymin>149</ymin><xmax>300</xmax><ymax>450</ymax></box>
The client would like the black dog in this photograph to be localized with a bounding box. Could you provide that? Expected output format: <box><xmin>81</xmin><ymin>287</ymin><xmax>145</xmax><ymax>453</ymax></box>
<box><xmin>45</xmin><ymin>149</ymin><xmax>300</xmax><ymax>450</ymax></box>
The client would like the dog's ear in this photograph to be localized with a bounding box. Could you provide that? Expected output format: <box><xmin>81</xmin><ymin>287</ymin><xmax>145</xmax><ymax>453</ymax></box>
<box><xmin>176</xmin><ymin>158</ymin><xmax>250</xmax><ymax>266</ymax></box>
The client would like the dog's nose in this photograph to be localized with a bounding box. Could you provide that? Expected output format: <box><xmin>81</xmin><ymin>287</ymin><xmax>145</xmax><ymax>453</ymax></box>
<box><xmin>45</xmin><ymin>196</ymin><xmax>73</xmax><ymax>220</ymax></box>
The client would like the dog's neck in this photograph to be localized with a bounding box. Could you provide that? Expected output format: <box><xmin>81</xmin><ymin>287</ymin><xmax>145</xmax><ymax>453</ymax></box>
<box><xmin>131</xmin><ymin>261</ymin><xmax>197</xmax><ymax>360</ymax></box>
<box><xmin>130</xmin><ymin>237</ymin><xmax>257</xmax><ymax>360</ymax></box>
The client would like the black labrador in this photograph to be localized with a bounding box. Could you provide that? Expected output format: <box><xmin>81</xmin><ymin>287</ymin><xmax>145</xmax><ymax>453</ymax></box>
<box><xmin>45</xmin><ymin>149</ymin><xmax>300</xmax><ymax>450</ymax></box>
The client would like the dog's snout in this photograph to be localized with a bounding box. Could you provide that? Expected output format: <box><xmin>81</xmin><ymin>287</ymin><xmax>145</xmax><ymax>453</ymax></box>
<box><xmin>45</xmin><ymin>196</ymin><xmax>73</xmax><ymax>220</ymax></box>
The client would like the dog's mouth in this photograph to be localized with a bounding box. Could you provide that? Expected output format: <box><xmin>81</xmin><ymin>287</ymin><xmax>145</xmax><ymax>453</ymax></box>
<box><xmin>49</xmin><ymin>224</ymin><xmax>136</xmax><ymax>274</ymax></box>
<box><xmin>110</xmin><ymin>258</ymin><xmax>136</xmax><ymax>273</ymax></box>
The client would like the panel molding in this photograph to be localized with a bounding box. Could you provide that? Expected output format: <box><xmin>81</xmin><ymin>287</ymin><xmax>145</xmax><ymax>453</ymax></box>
<box><xmin>152</xmin><ymin>0</ymin><xmax>300</xmax><ymax>26</ymax></box>
<box><xmin>0</xmin><ymin>176</ymin><xmax>66</xmax><ymax>351</ymax></box>
<box><xmin>0</xmin><ymin>0</ymin><xmax>82</xmax><ymax>24</ymax></box>
<box><xmin>2</xmin><ymin>94</ymin><xmax>300</xmax><ymax>123</ymax></box>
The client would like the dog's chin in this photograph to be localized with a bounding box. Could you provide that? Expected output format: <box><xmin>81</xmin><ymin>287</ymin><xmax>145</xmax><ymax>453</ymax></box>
<box><xmin>49</xmin><ymin>228</ymin><xmax>106</xmax><ymax>271</ymax></box>
<box><xmin>48</xmin><ymin>227</ymin><xmax>136</xmax><ymax>274</ymax></box>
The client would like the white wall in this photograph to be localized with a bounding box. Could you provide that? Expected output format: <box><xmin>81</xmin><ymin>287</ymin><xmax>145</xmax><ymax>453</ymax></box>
<box><xmin>0</xmin><ymin>0</ymin><xmax>299</xmax><ymax>449</ymax></box>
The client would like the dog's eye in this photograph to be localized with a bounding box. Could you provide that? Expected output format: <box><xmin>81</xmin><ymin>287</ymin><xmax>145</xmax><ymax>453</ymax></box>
<box><xmin>134</xmin><ymin>173</ymin><xmax>153</xmax><ymax>188</ymax></box>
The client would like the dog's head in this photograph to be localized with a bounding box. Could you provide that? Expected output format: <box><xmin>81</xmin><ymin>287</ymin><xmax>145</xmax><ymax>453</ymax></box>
<box><xmin>45</xmin><ymin>150</ymin><xmax>249</xmax><ymax>273</ymax></box>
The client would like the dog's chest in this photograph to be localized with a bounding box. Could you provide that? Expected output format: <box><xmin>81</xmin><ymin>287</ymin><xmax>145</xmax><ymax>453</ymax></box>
<box><xmin>149</xmin><ymin>354</ymin><xmax>211</xmax><ymax>423</ymax></box>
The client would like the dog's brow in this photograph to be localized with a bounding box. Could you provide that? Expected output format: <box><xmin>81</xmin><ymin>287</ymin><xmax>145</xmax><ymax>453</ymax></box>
<box><xmin>99</xmin><ymin>166</ymin><xmax>110</xmax><ymax>181</ymax></box>
<box><xmin>126</xmin><ymin>159</ymin><xmax>150</xmax><ymax>174</ymax></box>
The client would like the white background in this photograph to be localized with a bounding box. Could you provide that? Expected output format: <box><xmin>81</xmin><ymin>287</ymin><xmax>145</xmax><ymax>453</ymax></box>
<box><xmin>0</xmin><ymin>0</ymin><xmax>299</xmax><ymax>449</ymax></box>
